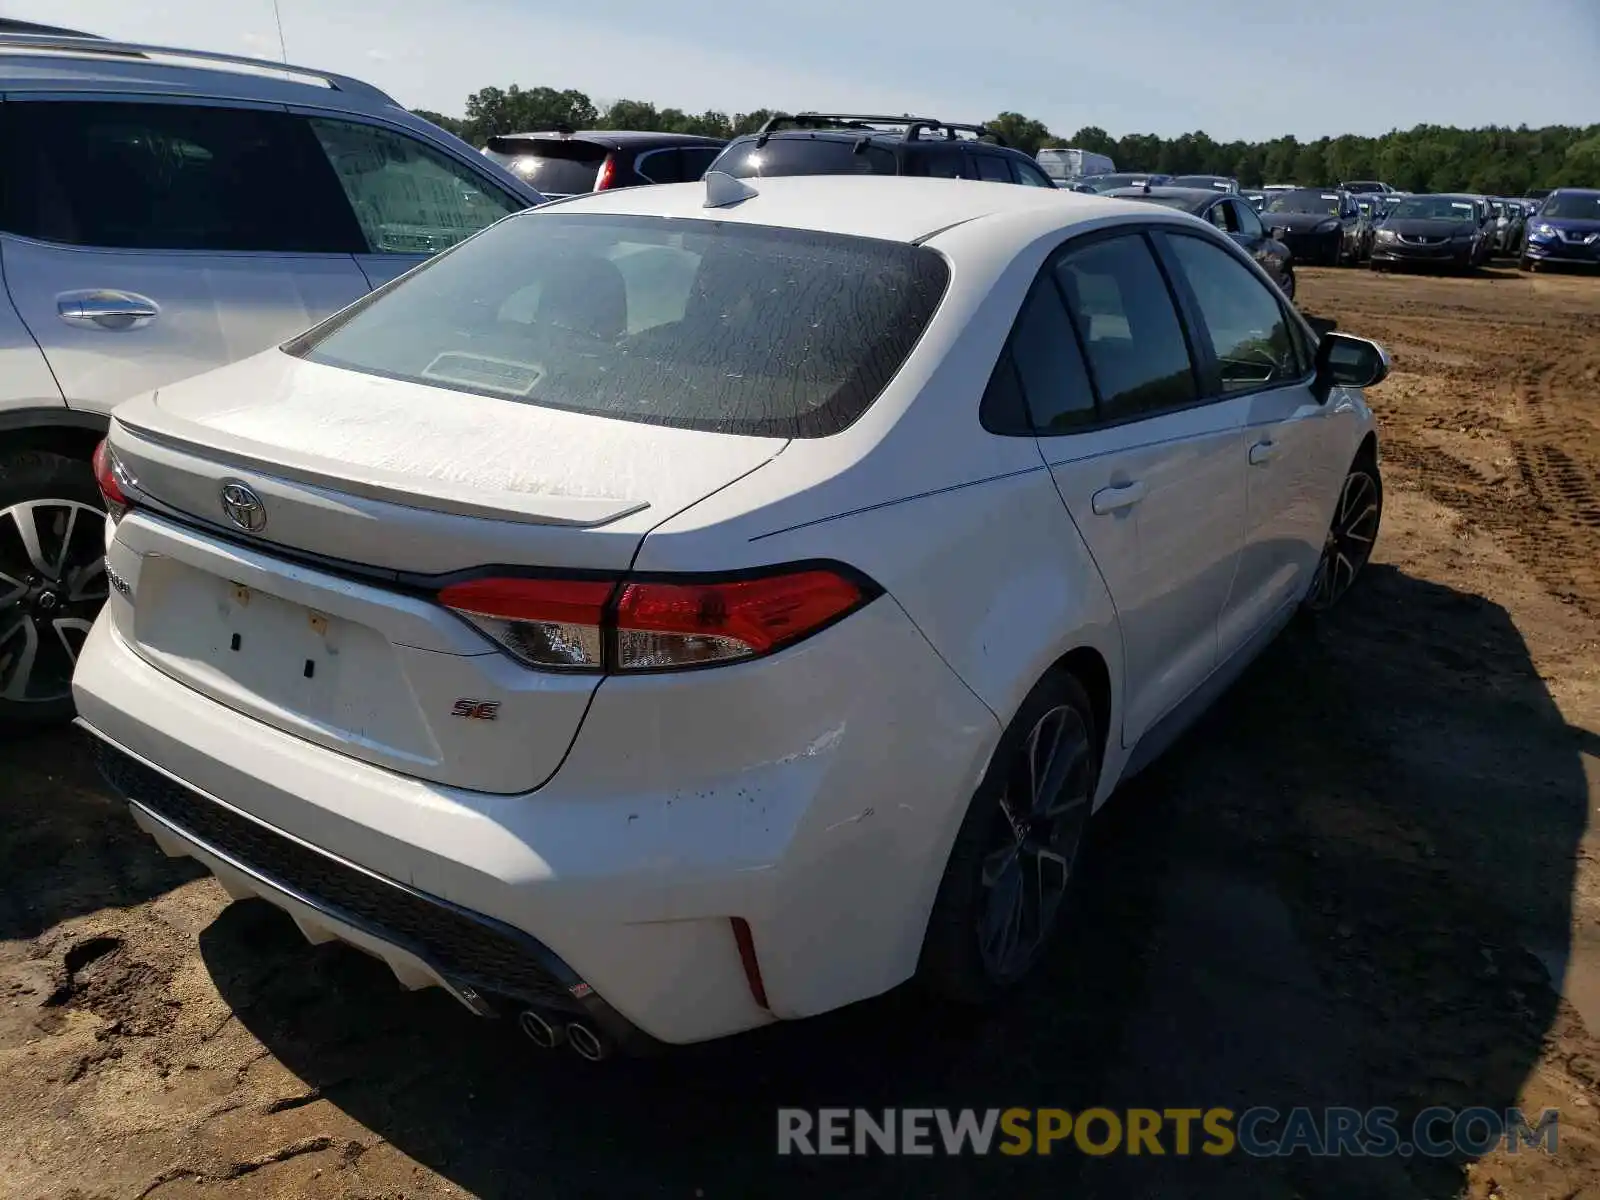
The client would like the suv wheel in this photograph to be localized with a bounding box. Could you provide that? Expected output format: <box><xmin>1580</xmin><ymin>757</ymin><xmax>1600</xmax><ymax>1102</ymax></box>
<box><xmin>0</xmin><ymin>450</ymin><xmax>108</xmax><ymax>725</ymax></box>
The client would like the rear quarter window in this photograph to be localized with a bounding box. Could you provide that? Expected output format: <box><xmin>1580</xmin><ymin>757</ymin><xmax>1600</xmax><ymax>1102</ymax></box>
<box><xmin>289</xmin><ymin>212</ymin><xmax>949</xmax><ymax>438</ymax></box>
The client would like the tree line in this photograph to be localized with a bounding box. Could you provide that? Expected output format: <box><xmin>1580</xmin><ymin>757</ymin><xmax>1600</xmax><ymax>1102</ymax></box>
<box><xmin>415</xmin><ymin>85</ymin><xmax>1600</xmax><ymax>195</ymax></box>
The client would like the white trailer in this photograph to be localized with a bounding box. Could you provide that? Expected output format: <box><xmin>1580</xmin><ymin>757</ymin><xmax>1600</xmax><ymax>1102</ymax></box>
<box><xmin>1036</xmin><ymin>147</ymin><xmax>1116</xmax><ymax>184</ymax></box>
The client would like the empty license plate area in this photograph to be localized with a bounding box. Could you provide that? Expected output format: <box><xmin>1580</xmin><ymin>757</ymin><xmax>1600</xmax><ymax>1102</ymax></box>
<box><xmin>131</xmin><ymin>555</ymin><xmax>438</xmax><ymax>765</ymax></box>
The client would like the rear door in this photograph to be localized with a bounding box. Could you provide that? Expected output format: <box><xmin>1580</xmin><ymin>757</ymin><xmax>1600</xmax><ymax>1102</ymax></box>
<box><xmin>1020</xmin><ymin>230</ymin><xmax>1248</xmax><ymax>747</ymax></box>
<box><xmin>1155</xmin><ymin>230</ymin><xmax>1333</xmax><ymax>661</ymax></box>
<box><xmin>298</xmin><ymin>114</ymin><xmax>528</xmax><ymax>289</ymax></box>
<box><xmin>0</xmin><ymin>97</ymin><xmax>372</xmax><ymax>414</ymax></box>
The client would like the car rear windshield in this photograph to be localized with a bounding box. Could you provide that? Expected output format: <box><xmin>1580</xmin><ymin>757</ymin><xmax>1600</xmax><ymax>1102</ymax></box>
<box><xmin>483</xmin><ymin>138</ymin><xmax>606</xmax><ymax>194</ymax></box>
<box><xmin>1542</xmin><ymin>193</ymin><xmax>1600</xmax><ymax>221</ymax></box>
<box><xmin>711</xmin><ymin>136</ymin><xmax>898</xmax><ymax>179</ymax></box>
<box><xmin>287</xmin><ymin>212</ymin><xmax>950</xmax><ymax>438</ymax></box>
<box><xmin>1266</xmin><ymin>190</ymin><xmax>1340</xmax><ymax>215</ymax></box>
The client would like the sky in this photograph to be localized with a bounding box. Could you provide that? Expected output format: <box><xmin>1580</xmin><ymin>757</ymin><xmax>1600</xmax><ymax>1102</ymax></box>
<box><xmin>15</xmin><ymin>0</ymin><xmax>1600</xmax><ymax>143</ymax></box>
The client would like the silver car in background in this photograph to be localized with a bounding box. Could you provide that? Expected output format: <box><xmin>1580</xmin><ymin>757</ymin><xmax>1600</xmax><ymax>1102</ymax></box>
<box><xmin>0</xmin><ymin>32</ymin><xmax>546</xmax><ymax>725</ymax></box>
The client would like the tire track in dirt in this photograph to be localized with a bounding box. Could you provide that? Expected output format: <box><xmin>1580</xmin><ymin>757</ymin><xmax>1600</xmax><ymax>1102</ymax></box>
<box><xmin>1356</xmin><ymin>295</ymin><xmax>1600</xmax><ymax>621</ymax></box>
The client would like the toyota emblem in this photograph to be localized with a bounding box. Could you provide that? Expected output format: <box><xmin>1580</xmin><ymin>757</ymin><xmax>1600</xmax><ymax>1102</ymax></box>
<box><xmin>219</xmin><ymin>480</ymin><xmax>267</xmax><ymax>533</ymax></box>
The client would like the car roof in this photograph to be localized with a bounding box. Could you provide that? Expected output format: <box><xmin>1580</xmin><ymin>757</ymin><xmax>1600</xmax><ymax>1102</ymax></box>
<box><xmin>1550</xmin><ymin>187</ymin><xmax>1600</xmax><ymax>197</ymax></box>
<box><xmin>530</xmin><ymin>173</ymin><xmax>1166</xmax><ymax>246</ymax></box>
<box><xmin>0</xmin><ymin>34</ymin><xmax>401</xmax><ymax>113</ymax></box>
<box><xmin>1109</xmin><ymin>186</ymin><xmax>1220</xmax><ymax>205</ymax></box>
<box><xmin>496</xmin><ymin>129</ymin><xmax>727</xmax><ymax>148</ymax></box>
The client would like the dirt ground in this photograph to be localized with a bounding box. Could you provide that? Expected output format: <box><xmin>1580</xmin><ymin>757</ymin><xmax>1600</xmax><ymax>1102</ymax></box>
<box><xmin>2</xmin><ymin>263</ymin><xmax>1599</xmax><ymax>1200</ymax></box>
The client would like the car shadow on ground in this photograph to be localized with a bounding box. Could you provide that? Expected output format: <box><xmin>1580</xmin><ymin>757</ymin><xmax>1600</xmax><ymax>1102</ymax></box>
<box><xmin>200</xmin><ymin>562</ymin><xmax>1586</xmax><ymax>1198</ymax></box>
<box><xmin>0</xmin><ymin>726</ymin><xmax>204</xmax><ymax>943</ymax></box>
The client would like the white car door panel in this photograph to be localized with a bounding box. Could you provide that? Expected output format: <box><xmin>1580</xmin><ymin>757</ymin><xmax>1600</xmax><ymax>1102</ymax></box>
<box><xmin>1044</xmin><ymin>407</ymin><xmax>1247</xmax><ymax>747</ymax></box>
<box><xmin>1226</xmin><ymin>387</ymin><xmax>1332</xmax><ymax>656</ymax></box>
<box><xmin>1004</xmin><ymin>231</ymin><xmax>1249</xmax><ymax>749</ymax></box>
<box><xmin>2</xmin><ymin>238</ymin><xmax>370</xmax><ymax>413</ymax></box>
<box><xmin>1155</xmin><ymin>231</ymin><xmax>1335</xmax><ymax>664</ymax></box>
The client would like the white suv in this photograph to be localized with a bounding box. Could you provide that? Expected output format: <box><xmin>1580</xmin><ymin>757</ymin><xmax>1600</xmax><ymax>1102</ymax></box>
<box><xmin>75</xmin><ymin>173</ymin><xmax>1389</xmax><ymax>1057</ymax></box>
<box><xmin>0</xmin><ymin>33</ymin><xmax>546</xmax><ymax>723</ymax></box>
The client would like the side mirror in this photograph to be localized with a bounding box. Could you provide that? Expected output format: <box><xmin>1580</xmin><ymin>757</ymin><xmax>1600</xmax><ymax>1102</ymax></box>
<box><xmin>1313</xmin><ymin>331</ymin><xmax>1390</xmax><ymax>401</ymax></box>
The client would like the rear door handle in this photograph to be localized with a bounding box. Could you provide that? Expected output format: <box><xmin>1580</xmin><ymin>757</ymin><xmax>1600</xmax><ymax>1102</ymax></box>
<box><xmin>1091</xmin><ymin>481</ymin><xmax>1146</xmax><ymax>515</ymax></box>
<box><xmin>57</xmin><ymin>290</ymin><xmax>159</xmax><ymax>330</ymax></box>
<box><xmin>1249</xmin><ymin>440</ymin><xmax>1277</xmax><ymax>466</ymax></box>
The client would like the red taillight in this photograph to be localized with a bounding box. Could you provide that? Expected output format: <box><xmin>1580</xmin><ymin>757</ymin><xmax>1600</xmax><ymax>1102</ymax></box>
<box><xmin>594</xmin><ymin>154</ymin><xmax>618</xmax><ymax>190</ymax></box>
<box><xmin>615</xmin><ymin>570</ymin><xmax>865</xmax><ymax>669</ymax></box>
<box><xmin>92</xmin><ymin>438</ymin><xmax>131</xmax><ymax>517</ymax></box>
<box><xmin>437</xmin><ymin>566</ymin><xmax>871</xmax><ymax>673</ymax></box>
<box><xmin>437</xmin><ymin>577</ymin><xmax>614</xmax><ymax>671</ymax></box>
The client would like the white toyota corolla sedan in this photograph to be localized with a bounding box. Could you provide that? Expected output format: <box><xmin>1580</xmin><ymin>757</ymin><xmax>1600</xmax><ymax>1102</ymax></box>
<box><xmin>73</xmin><ymin>173</ymin><xmax>1388</xmax><ymax>1058</ymax></box>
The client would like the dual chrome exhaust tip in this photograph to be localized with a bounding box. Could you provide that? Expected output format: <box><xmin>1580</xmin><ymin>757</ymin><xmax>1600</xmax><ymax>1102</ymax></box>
<box><xmin>517</xmin><ymin>1008</ymin><xmax>612</xmax><ymax>1062</ymax></box>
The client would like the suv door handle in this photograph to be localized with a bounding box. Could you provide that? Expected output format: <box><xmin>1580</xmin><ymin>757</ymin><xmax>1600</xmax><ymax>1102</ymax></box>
<box><xmin>57</xmin><ymin>290</ymin><xmax>159</xmax><ymax>330</ymax></box>
<box><xmin>1249</xmin><ymin>440</ymin><xmax>1277</xmax><ymax>466</ymax></box>
<box><xmin>1091</xmin><ymin>481</ymin><xmax>1147</xmax><ymax>514</ymax></box>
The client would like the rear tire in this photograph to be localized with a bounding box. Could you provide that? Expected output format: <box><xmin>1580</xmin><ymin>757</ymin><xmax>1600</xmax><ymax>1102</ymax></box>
<box><xmin>0</xmin><ymin>448</ymin><xmax>107</xmax><ymax>727</ymax></box>
<box><xmin>918</xmin><ymin>671</ymin><xmax>1101</xmax><ymax>1005</ymax></box>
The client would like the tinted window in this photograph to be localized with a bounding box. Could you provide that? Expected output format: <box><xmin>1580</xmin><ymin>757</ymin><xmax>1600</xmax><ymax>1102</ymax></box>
<box><xmin>1234</xmin><ymin>200</ymin><xmax>1265</xmax><ymax>238</ymax></box>
<box><xmin>1</xmin><ymin>101</ymin><xmax>358</xmax><ymax>252</ymax></box>
<box><xmin>483</xmin><ymin>138</ymin><xmax>606</xmax><ymax>194</ymax></box>
<box><xmin>311</xmin><ymin>120</ymin><xmax>521</xmax><ymax>254</ymax></box>
<box><xmin>1164</xmin><ymin>234</ymin><xmax>1302</xmax><ymax>393</ymax></box>
<box><xmin>712</xmin><ymin>137</ymin><xmax>898</xmax><ymax>178</ymax></box>
<box><xmin>1013</xmin><ymin>161</ymin><xmax>1055</xmax><ymax>188</ymax></box>
<box><xmin>1054</xmin><ymin>235</ymin><xmax>1197</xmax><ymax>420</ymax></box>
<box><xmin>681</xmin><ymin>147</ymin><xmax>722</xmax><ymax>180</ymax></box>
<box><xmin>973</xmin><ymin>154</ymin><xmax>1012</xmax><ymax>183</ymax></box>
<box><xmin>1205</xmin><ymin>201</ymin><xmax>1237</xmax><ymax>233</ymax></box>
<box><xmin>907</xmin><ymin>148</ymin><xmax>969</xmax><ymax>179</ymax></box>
<box><xmin>1009</xmin><ymin>277</ymin><xmax>1096</xmax><ymax>432</ymax></box>
<box><xmin>634</xmin><ymin>148</ymin><xmax>683</xmax><ymax>184</ymax></box>
<box><xmin>291</xmin><ymin>213</ymin><xmax>949</xmax><ymax>438</ymax></box>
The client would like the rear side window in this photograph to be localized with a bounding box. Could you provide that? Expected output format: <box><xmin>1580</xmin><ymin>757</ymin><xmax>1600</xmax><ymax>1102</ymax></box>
<box><xmin>973</xmin><ymin>154</ymin><xmax>1012</xmax><ymax>183</ymax></box>
<box><xmin>681</xmin><ymin>147</ymin><xmax>722</xmax><ymax>180</ymax></box>
<box><xmin>634</xmin><ymin>148</ymin><xmax>683</xmax><ymax>184</ymax></box>
<box><xmin>713</xmin><ymin>137</ymin><xmax>898</xmax><ymax>178</ymax></box>
<box><xmin>1054</xmin><ymin>234</ymin><xmax>1198</xmax><ymax>420</ymax></box>
<box><xmin>289</xmin><ymin>213</ymin><xmax>949</xmax><ymax>438</ymax></box>
<box><xmin>1007</xmin><ymin>277</ymin><xmax>1096</xmax><ymax>431</ymax></box>
<box><xmin>310</xmin><ymin>120</ymin><xmax>521</xmax><ymax>254</ymax></box>
<box><xmin>1</xmin><ymin>100</ymin><xmax>358</xmax><ymax>252</ymax></box>
<box><xmin>907</xmin><ymin>149</ymin><xmax>969</xmax><ymax>179</ymax></box>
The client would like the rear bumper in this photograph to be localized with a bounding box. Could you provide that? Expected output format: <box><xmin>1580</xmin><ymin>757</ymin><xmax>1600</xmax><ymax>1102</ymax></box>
<box><xmin>75</xmin><ymin>594</ymin><xmax>998</xmax><ymax>1045</ymax></box>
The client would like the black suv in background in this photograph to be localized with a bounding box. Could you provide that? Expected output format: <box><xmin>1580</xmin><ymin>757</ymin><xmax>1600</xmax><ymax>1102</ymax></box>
<box><xmin>483</xmin><ymin>128</ymin><xmax>727</xmax><ymax>199</ymax></box>
<box><xmin>705</xmin><ymin>113</ymin><xmax>1058</xmax><ymax>188</ymax></box>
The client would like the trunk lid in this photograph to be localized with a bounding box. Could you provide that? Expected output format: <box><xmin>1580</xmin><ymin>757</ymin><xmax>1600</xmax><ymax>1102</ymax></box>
<box><xmin>110</xmin><ymin>349</ymin><xmax>785</xmax><ymax>573</ymax></box>
<box><xmin>104</xmin><ymin>349</ymin><xmax>785</xmax><ymax>792</ymax></box>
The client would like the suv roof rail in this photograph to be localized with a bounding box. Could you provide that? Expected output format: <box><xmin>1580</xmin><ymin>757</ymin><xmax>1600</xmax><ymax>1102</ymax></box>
<box><xmin>755</xmin><ymin>111</ymin><xmax>1007</xmax><ymax>147</ymax></box>
<box><xmin>0</xmin><ymin>32</ymin><xmax>397</xmax><ymax>104</ymax></box>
